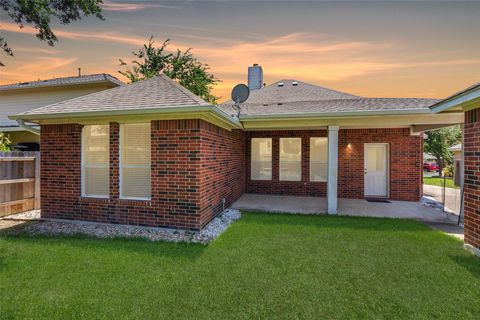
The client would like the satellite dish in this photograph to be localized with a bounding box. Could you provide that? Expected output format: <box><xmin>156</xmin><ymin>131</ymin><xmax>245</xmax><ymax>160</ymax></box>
<box><xmin>231</xmin><ymin>84</ymin><xmax>249</xmax><ymax>104</ymax></box>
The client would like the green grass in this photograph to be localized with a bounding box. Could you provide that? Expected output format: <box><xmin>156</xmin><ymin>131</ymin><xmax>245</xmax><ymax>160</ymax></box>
<box><xmin>424</xmin><ymin>176</ymin><xmax>459</xmax><ymax>189</ymax></box>
<box><xmin>1</xmin><ymin>214</ymin><xmax>479</xmax><ymax>319</ymax></box>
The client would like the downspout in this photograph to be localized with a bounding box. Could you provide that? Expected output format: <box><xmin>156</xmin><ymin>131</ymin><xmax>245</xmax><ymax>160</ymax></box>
<box><xmin>16</xmin><ymin>119</ymin><xmax>40</xmax><ymax>135</ymax></box>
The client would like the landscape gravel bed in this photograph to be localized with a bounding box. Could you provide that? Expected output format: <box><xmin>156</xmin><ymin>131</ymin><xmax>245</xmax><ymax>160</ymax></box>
<box><xmin>1</xmin><ymin>210</ymin><xmax>41</xmax><ymax>221</ymax></box>
<box><xmin>24</xmin><ymin>209</ymin><xmax>241</xmax><ymax>244</ymax></box>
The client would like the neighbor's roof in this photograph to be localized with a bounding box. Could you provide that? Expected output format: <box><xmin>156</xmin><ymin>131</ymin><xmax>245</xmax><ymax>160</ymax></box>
<box><xmin>15</xmin><ymin>75</ymin><xmax>210</xmax><ymax>117</ymax></box>
<box><xmin>0</xmin><ymin>73</ymin><xmax>123</xmax><ymax>91</ymax></box>
<box><xmin>449</xmin><ymin>143</ymin><xmax>462</xmax><ymax>152</ymax></box>
<box><xmin>220</xmin><ymin>79</ymin><xmax>439</xmax><ymax>117</ymax></box>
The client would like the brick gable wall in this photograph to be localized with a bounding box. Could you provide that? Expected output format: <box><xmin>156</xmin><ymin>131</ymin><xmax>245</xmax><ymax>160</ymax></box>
<box><xmin>338</xmin><ymin>128</ymin><xmax>423</xmax><ymax>201</ymax></box>
<box><xmin>40</xmin><ymin>120</ymin><xmax>244</xmax><ymax>230</ymax></box>
<box><xmin>245</xmin><ymin>128</ymin><xmax>422</xmax><ymax>200</ymax></box>
<box><xmin>198</xmin><ymin>124</ymin><xmax>245</xmax><ymax>227</ymax></box>
<box><xmin>464</xmin><ymin>108</ymin><xmax>480</xmax><ymax>250</ymax></box>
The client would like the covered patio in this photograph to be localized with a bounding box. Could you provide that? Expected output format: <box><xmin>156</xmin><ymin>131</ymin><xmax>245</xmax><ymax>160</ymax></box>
<box><xmin>231</xmin><ymin>194</ymin><xmax>459</xmax><ymax>224</ymax></box>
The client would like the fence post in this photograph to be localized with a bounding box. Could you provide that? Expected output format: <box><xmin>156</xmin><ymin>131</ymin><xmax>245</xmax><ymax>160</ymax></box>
<box><xmin>34</xmin><ymin>152</ymin><xmax>41</xmax><ymax>210</ymax></box>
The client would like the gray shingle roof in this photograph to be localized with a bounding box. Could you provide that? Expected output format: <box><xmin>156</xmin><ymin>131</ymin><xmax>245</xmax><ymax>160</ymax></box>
<box><xmin>243</xmin><ymin>79</ymin><xmax>360</xmax><ymax>104</ymax></box>
<box><xmin>17</xmin><ymin>75</ymin><xmax>210</xmax><ymax>116</ymax></box>
<box><xmin>219</xmin><ymin>79</ymin><xmax>439</xmax><ymax>117</ymax></box>
<box><xmin>0</xmin><ymin>73</ymin><xmax>123</xmax><ymax>91</ymax></box>
<box><xmin>222</xmin><ymin>98</ymin><xmax>440</xmax><ymax>117</ymax></box>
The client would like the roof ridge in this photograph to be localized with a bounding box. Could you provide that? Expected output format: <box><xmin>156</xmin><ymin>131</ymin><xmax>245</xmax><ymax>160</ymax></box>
<box><xmin>159</xmin><ymin>75</ymin><xmax>209</xmax><ymax>105</ymax></box>
<box><xmin>0</xmin><ymin>73</ymin><xmax>123</xmax><ymax>90</ymax></box>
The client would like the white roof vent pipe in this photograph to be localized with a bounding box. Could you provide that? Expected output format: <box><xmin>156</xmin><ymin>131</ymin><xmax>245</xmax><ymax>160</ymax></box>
<box><xmin>292</xmin><ymin>81</ymin><xmax>298</xmax><ymax>86</ymax></box>
<box><xmin>278</xmin><ymin>82</ymin><xmax>284</xmax><ymax>87</ymax></box>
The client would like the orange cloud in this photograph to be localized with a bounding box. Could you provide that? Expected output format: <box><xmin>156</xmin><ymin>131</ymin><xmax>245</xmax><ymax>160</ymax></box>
<box><xmin>0</xmin><ymin>57</ymin><xmax>77</xmax><ymax>83</ymax></box>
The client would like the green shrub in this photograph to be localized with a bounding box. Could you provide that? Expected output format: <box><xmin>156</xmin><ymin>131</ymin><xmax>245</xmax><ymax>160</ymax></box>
<box><xmin>0</xmin><ymin>132</ymin><xmax>12</xmax><ymax>151</ymax></box>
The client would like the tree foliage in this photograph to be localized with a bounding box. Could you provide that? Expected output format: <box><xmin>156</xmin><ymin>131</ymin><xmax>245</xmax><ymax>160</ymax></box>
<box><xmin>424</xmin><ymin>125</ymin><xmax>461</xmax><ymax>177</ymax></box>
<box><xmin>0</xmin><ymin>0</ymin><xmax>104</xmax><ymax>63</ymax></box>
<box><xmin>0</xmin><ymin>132</ymin><xmax>12</xmax><ymax>151</ymax></box>
<box><xmin>119</xmin><ymin>37</ymin><xmax>219</xmax><ymax>104</ymax></box>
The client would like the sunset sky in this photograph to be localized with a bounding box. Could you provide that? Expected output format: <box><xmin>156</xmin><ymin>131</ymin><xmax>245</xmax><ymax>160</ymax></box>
<box><xmin>1</xmin><ymin>0</ymin><xmax>479</xmax><ymax>102</ymax></box>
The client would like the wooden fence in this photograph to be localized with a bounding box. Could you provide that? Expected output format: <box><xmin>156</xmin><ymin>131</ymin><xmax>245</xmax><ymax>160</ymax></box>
<box><xmin>0</xmin><ymin>151</ymin><xmax>40</xmax><ymax>217</ymax></box>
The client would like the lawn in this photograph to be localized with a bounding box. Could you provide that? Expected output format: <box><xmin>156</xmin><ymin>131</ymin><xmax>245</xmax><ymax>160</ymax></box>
<box><xmin>424</xmin><ymin>176</ymin><xmax>459</xmax><ymax>189</ymax></box>
<box><xmin>1</xmin><ymin>213</ymin><xmax>479</xmax><ymax>319</ymax></box>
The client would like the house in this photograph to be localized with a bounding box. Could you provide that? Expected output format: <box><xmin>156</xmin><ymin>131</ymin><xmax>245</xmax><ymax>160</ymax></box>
<box><xmin>9</xmin><ymin>73</ymin><xmax>464</xmax><ymax>230</ymax></box>
<box><xmin>448</xmin><ymin>143</ymin><xmax>462</xmax><ymax>185</ymax></box>
<box><xmin>431</xmin><ymin>83</ymin><xmax>480</xmax><ymax>256</ymax></box>
<box><xmin>0</xmin><ymin>73</ymin><xmax>123</xmax><ymax>150</ymax></box>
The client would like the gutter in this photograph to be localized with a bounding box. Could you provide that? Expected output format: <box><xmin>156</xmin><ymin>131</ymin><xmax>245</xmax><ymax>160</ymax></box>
<box><xmin>429</xmin><ymin>86</ymin><xmax>480</xmax><ymax>114</ymax></box>
<box><xmin>239</xmin><ymin>108</ymin><xmax>435</xmax><ymax>120</ymax></box>
<box><xmin>9</xmin><ymin>105</ymin><xmax>242</xmax><ymax>129</ymax></box>
<box><xmin>16</xmin><ymin>119</ymin><xmax>40</xmax><ymax>135</ymax></box>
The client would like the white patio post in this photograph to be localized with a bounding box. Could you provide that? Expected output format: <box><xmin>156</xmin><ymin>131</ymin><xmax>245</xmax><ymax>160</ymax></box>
<box><xmin>327</xmin><ymin>125</ymin><xmax>339</xmax><ymax>214</ymax></box>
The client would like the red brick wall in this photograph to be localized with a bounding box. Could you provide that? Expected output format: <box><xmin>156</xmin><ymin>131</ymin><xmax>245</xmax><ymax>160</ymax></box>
<box><xmin>464</xmin><ymin>109</ymin><xmax>480</xmax><ymax>250</ymax></box>
<box><xmin>245</xmin><ymin>130</ymin><xmax>328</xmax><ymax>196</ymax></box>
<box><xmin>339</xmin><ymin>128</ymin><xmax>423</xmax><ymax>201</ymax></box>
<box><xmin>198</xmin><ymin>124</ymin><xmax>245</xmax><ymax>227</ymax></box>
<box><xmin>245</xmin><ymin>128</ymin><xmax>422</xmax><ymax>201</ymax></box>
<box><xmin>40</xmin><ymin>119</ymin><xmax>243</xmax><ymax>230</ymax></box>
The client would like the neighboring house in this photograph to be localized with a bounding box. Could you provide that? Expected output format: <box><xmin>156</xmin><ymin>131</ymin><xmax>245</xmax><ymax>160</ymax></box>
<box><xmin>448</xmin><ymin>143</ymin><xmax>462</xmax><ymax>185</ymax></box>
<box><xmin>0</xmin><ymin>74</ymin><xmax>123</xmax><ymax>150</ymax></box>
<box><xmin>431</xmin><ymin>83</ymin><xmax>480</xmax><ymax>256</ymax></box>
<box><xmin>423</xmin><ymin>153</ymin><xmax>437</xmax><ymax>162</ymax></box>
<box><xmin>9</xmin><ymin>73</ymin><xmax>464</xmax><ymax>230</ymax></box>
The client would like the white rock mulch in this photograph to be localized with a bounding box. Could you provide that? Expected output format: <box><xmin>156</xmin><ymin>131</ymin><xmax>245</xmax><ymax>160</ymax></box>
<box><xmin>24</xmin><ymin>209</ymin><xmax>241</xmax><ymax>244</ymax></box>
<box><xmin>1</xmin><ymin>209</ymin><xmax>41</xmax><ymax>221</ymax></box>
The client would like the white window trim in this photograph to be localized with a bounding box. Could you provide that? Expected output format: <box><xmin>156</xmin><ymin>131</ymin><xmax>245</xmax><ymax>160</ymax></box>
<box><xmin>119</xmin><ymin>123</ymin><xmax>151</xmax><ymax>201</ymax></box>
<box><xmin>279</xmin><ymin>137</ymin><xmax>302</xmax><ymax>181</ymax></box>
<box><xmin>81</xmin><ymin>125</ymin><xmax>109</xmax><ymax>199</ymax></box>
<box><xmin>309</xmin><ymin>137</ymin><xmax>328</xmax><ymax>182</ymax></box>
<box><xmin>251</xmin><ymin>138</ymin><xmax>272</xmax><ymax>181</ymax></box>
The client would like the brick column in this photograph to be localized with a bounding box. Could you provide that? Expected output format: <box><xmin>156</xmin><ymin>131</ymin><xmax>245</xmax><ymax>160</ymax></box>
<box><xmin>327</xmin><ymin>125</ymin><xmax>339</xmax><ymax>214</ymax></box>
<box><xmin>109</xmin><ymin>122</ymin><xmax>120</xmax><ymax>199</ymax></box>
<box><xmin>464</xmin><ymin>108</ymin><xmax>480</xmax><ymax>255</ymax></box>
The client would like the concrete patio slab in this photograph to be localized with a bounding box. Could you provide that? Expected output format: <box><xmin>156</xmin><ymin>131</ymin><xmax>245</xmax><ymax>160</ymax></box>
<box><xmin>231</xmin><ymin>194</ymin><xmax>459</xmax><ymax>224</ymax></box>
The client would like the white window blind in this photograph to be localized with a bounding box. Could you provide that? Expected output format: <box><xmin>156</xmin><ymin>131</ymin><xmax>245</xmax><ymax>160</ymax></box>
<box><xmin>280</xmin><ymin>138</ymin><xmax>302</xmax><ymax>181</ymax></box>
<box><xmin>310</xmin><ymin>137</ymin><xmax>328</xmax><ymax>182</ymax></box>
<box><xmin>120</xmin><ymin>123</ymin><xmax>151</xmax><ymax>199</ymax></box>
<box><xmin>82</xmin><ymin>125</ymin><xmax>109</xmax><ymax>197</ymax></box>
<box><xmin>251</xmin><ymin>138</ymin><xmax>272</xmax><ymax>180</ymax></box>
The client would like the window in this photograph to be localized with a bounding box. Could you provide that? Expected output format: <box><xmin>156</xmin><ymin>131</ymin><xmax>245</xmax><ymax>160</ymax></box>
<box><xmin>310</xmin><ymin>137</ymin><xmax>328</xmax><ymax>182</ymax></box>
<box><xmin>280</xmin><ymin>138</ymin><xmax>301</xmax><ymax>181</ymax></box>
<box><xmin>120</xmin><ymin>123</ymin><xmax>151</xmax><ymax>199</ymax></box>
<box><xmin>82</xmin><ymin>125</ymin><xmax>109</xmax><ymax>197</ymax></box>
<box><xmin>251</xmin><ymin>138</ymin><xmax>272</xmax><ymax>180</ymax></box>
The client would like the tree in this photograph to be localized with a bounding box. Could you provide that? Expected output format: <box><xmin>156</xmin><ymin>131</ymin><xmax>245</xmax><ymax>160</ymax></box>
<box><xmin>0</xmin><ymin>0</ymin><xmax>104</xmax><ymax>64</ymax></box>
<box><xmin>424</xmin><ymin>125</ymin><xmax>461</xmax><ymax>177</ymax></box>
<box><xmin>119</xmin><ymin>37</ymin><xmax>219</xmax><ymax>104</ymax></box>
<box><xmin>0</xmin><ymin>132</ymin><xmax>12</xmax><ymax>151</ymax></box>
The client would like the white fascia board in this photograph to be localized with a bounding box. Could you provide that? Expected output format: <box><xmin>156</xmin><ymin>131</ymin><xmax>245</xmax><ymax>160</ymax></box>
<box><xmin>10</xmin><ymin>105</ymin><xmax>242</xmax><ymax>129</ymax></box>
<box><xmin>239</xmin><ymin>108</ymin><xmax>432</xmax><ymax>120</ymax></box>
<box><xmin>430</xmin><ymin>87</ymin><xmax>480</xmax><ymax>113</ymax></box>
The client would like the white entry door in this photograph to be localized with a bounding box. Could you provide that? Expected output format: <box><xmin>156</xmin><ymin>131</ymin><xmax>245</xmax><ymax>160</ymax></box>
<box><xmin>364</xmin><ymin>143</ymin><xmax>388</xmax><ymax>197</ymax></box>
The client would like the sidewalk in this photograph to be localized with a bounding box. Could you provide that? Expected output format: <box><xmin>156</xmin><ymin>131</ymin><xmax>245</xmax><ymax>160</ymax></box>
<box><xmin>423</xmin><ymin>184</ymin><xmax>461</xmax><ymax>213</ymax></box>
